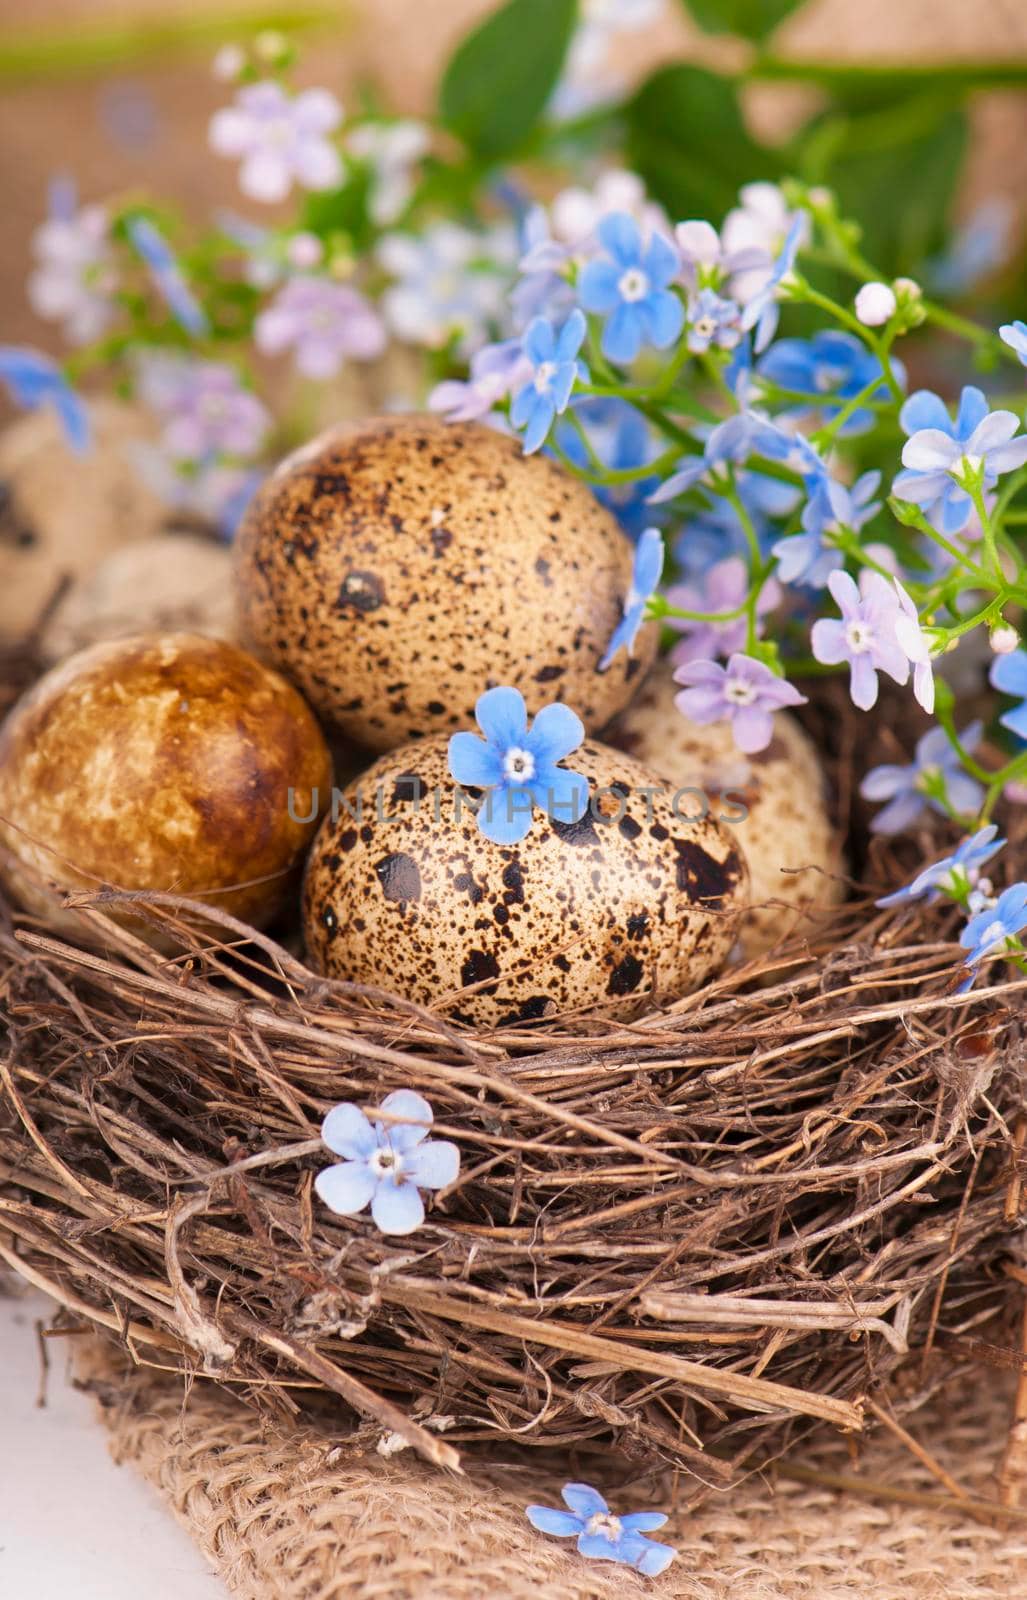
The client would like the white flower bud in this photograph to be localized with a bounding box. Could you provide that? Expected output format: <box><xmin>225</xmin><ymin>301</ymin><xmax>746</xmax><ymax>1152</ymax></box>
<box><xmin>286</xmin><ymin>232</ymin><xmax>323</xmax><ymax>269</ymax></box>
<box><xmin>991</xmin><ymin>625</ymin><xmax>1020</xmax><ymax>655</ymax></box>
<box><xmin>212</xmin><ymin>44</ymin><xmax>245</xmax><ymax>81</ymax></box>
<box><xmin>854</xmin><ymin>282</ymin><xmax>897</xmax><ymax>326</ymax></box>
<box><xmin>893</xmin><ymin>276</ymin><xmax>922</xmax><ymax>301</ymax></box>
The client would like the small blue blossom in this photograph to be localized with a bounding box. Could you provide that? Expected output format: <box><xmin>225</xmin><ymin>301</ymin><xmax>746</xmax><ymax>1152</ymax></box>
<box><xmin>448</xmin><ymin>687</ymin><xmax>589</xmax><ymax>845</ymax></box>
<box><xmin>999</xmin><ymin>319</ymin><xmax>1027</xmax><ymax>367</ymax></box>
<box><xmin>757</xmin><ymin>330</ymin><xmax>898</xmax><ymax>437</ymax></box>
<box><xmin>960</xmin><ymin>884</ymin><xmax>1027</xmax><ymax>970</ymax></box>
<box><xmin>578</xmin><ymin>212</ymin><xmax>683</xmax><ymax>365</ymax></box>
<box><xmin>554</xmin><ymin>398</ymin><xmax>660</xmax><ymax>539</ymax></box>
<box><xmin>526</xmin><ymin>1482</ymin><xmax>676</xmax><ymax>1578</ymax></box>
<box><xmin>877</xmin><ymin>824</ymin><xmax>1003</xmax><ymax>908</ymax></box>
<box><xmin>740</xmin><ymin>215</ymin><xmax>803</xmax><ymax>353</ymax></box>
<box><xmin>686</xmin><ymin>287</ymin><xmax>743</xmax><ymax>353</ymax></box>
<box><xmin>599</xmin><ymin>526</ymin><xmax>664</xmax><ymax>671</ymax></box>
<box><xmin>650</xmin><ymin>411</ymin><xmax>793</xmax><ymax>503</ymax></box>
<box><xmin>773</xmin><ymin>470</ymin><xmax>881</xmax><ymax>589</ymax></box>
<box><xmin>893</xmin><ymin>387</ymin><xmax>1027</xmax><ymax>534</ymax></box>
<box><xmin>127</xmin><ymin>216</ymin><xmax>210</xmax><ymax>337</ymax></box>
<box><xmin>511</xmin><ymin>310</ymin><xmax>588</xmax><ymax>454</ymax></box>
<box><xmin>990</xmin><ymin>648</ymin><xmax>1027</xmax><ymax>741</ymax></box>
<box><xmin>860</xmin><ymin>722</ymin><xmax>984</xmax><ymax>835</ymax></box>
<box><xmin>0</xmin><ymin>346</ymin><xmax>89</xmax><ymax>452</ymax></box>
<box><xmin>315</xmin><ymin>1091</ymin><xmax>459</xmax><ymax>1236</ymax></box>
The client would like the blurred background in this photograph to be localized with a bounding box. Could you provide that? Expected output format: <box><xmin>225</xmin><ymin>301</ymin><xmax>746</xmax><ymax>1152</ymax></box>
<box><xmin>1</xmin><ymin>0</ymin><xmax>1026</xmax><ymax>358</ymax></box>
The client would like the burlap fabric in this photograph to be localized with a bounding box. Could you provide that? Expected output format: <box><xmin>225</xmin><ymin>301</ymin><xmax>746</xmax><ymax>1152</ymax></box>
<box><xmin>79</xmin><ymin>1343</ymin><xmax>1027</xmax><ymax>1600</ymax></box>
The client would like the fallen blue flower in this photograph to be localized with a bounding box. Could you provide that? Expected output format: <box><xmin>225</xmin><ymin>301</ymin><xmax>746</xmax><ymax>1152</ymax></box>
<box><xmin>526</xmin><ymin>1482</ymin><xmax>676</xmax><ymax>1577</ymax></box>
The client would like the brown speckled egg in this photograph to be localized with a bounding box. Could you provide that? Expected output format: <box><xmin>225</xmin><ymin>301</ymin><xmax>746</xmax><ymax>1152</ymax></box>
<box><xmin>606</xmin><ymin>669</ymin><xmax>846</xmax><ymax>959</ymax></box>
<box><xmin>302</xmin><ymin>733</ymin><xmax>748</xmax><ymax>1026</ymax></box>
<box><xmin>0</xmin><ymin>633</ymin><xmax>331</xmax><ymax>941</ymax></box>
<box><xmin>233</xmin><ymin>414</ymin><xmax>657</xmax><ymax>752</ymax></box>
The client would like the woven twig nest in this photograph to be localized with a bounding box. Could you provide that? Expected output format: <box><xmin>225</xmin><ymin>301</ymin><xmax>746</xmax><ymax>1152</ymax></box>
<box><xmin>1</xmin><ymin>649</ymin><xmax>1025</xmax><ymax>1492</ymax></box>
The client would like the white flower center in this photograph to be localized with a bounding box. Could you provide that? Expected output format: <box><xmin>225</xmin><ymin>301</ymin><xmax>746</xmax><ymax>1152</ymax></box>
<box><xmin>586</xmin><ymin>1513</ymin><xmax>623</xmax><ymax>1541</ymax></box>
<box><xmin>955</xmin><ymin>452</ymin><xmax>983</xmax><ymax>481</ymax></box>
<box><xmin>693</xmin><ymin>315</ymin><xmax>716</xmax><ymax>338</ymax></box>
<box><xmin>845</xmin><ymin>620</ymin><xmax>875</xmax><ymax>654</ymax></box>
<box><xmin>369</xmin><ymin>1146</ymin><xmax>403</xmax><ymax>1178</ymax></box>
<box><xmin>533</xmin><ymin>360</ymin><xmax>557</xmax><ymax>393</ymax></box>
<box><xmin>618</xmin><ymin>266</ymin><xmax>650</xmax><ymax>303</ymax></box>
<box><xmin>265</xmin><ymin>115</ymin><xmax>295</xmax><ymax>148</ymax></box>
<box><xmin>724</xmin><ymin>678</ymin><xmax>757</xmax><ymax>706</ymax></box>
<box><xmin>503</xmin><ymin>746</ymin><xmax>536</xmax><ymax>782</ymax></box>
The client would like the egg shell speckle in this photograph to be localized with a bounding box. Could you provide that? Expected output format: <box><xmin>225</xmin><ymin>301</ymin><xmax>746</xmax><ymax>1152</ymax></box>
<box><xmin>302</xmin><ymin>733</ymin><xmax>748</xmax><ymax>1026</ymax></box>
<box><xmin>233</xmin><ymin>414</ymin><xmax>657</xmax><ymax>752</ymax></box>
<box><xmin>0</xmin><ymin>632</ymin><xmax>332</xmax><ymax>942</ymax></box>
<box><xmin>606</xmin><ymin>670</ymin><xmax>846</xmax><ymax>959</ymax></box>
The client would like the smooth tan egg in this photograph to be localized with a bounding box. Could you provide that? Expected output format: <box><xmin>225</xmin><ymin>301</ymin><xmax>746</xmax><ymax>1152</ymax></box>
<box><xmin>0</xmin><ymin>400</ymin><xmax>166</xmax><ymax>643</ymax></box>
<box><xmin>40</xmin><ymin>534</ymin><xmax>237</xmax><ymax>662</ymax></box>
<box><xmin>0</xmin><ymin>633</ymin><xmax>331</xmax><ymax>942</ymax></box>
<box><xmin>302</xmin><ymin>733</ymin><xmax>748</xmax><ymax>1026</ymax></box>
<box><xmin>606</xmin><ymin>669</ymin><xmax>846</xmax><ymax>959</ymax></box>
<box><xmin>233</xmin><ymin>414</ymin><xmax>657</xmax><ymax>752</ymax></box>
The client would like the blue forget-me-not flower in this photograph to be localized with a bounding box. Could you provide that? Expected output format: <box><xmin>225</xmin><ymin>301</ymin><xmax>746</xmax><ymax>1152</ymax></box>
<box><xmin>578</xmin><ymin>212</ymin><xmax>683</xmax><ymax>365</ymax></box>
<box><xmin>448</xmin><ymin>686</ymin><xmax>589</xmax><ymax>845</ymax></box>
<box><xmin>526</xmin><ymin>1482</ymin><xmax>676</xmax><ymax>1577</ymax></box>
<box><xmin>315</xmin><ymin>1090</ymin><xmax>460</xmax><ymax>1236</ymax></box>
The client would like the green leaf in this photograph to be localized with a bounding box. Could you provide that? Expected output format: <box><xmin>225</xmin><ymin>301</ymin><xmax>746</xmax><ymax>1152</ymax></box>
<box><xmin>625</xmin><ymin>65</ymin><xmax>778</xmax><ymax>222</ymax></box>
<box><xmin>795</xmin><ymin>93</ymin><xmax>968</xmax><ymax>276</ymax></box>
<box><xmin>439</xmin><ymin>0</ymin><xmax>577</xmax><ymax>160</ymax></box>
<box><xmin>679</xmin><ymin>0</ymin><xmax>806</xmax><ymax>43</ymax></box>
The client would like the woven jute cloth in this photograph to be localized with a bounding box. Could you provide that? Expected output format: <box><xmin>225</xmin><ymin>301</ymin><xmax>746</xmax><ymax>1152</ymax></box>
<box><xmin>78</xmin><ymin>1343</ymin><xmax>1027</xmax><ymax>1600</ymax></box>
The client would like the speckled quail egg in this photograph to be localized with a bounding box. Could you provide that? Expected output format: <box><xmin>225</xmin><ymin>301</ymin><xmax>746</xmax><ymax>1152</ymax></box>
<box><xmin>302</xmin><ymin>733</ymin><xmax>748</xmax><ymax>1026</ymax></box>
<box><xmin>0</xmin><ymin>400</ymin><xmax>166</xmax><ymax>643</ymax></box>
<box><xmin>233</xmin><ymin>414</ymin><xmax>657</xmax><ymax>752</ymax></box>
<box><xmin>39</xmin><ymin>533</ymin><xmax>237</xmax><ymax>662</ymax></box>
<box><xmin>606</xmin><ymin>669</ymin><xmax>846</xmax><ymax>959</ymax></box>
<box><xmin>0</xmin><ymin>633</ymin><xmax>331</xmax><ymax>942</ymax></box>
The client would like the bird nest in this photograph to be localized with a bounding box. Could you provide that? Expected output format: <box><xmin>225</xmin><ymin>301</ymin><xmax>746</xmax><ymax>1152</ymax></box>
<box><xmin>2</xmin><ymin>639</ymin><xmax>1026</xmax><ymax>1494</ymax></box>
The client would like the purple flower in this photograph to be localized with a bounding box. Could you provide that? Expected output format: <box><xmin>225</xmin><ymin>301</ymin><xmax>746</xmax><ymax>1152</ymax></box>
<box><xmin>667</xmin><ymin>556</ymin><xmax>780</xmax><ymax>667</ymax></box>
<box><xmin>0</xmin><ymin>345</ymin><xmax>89</xmax><ymax>453</ymax></box>
<box><xmin>810</xmin><ymin>570</ymin><xmax>911</xmax><ymax>711</ymax></box>
<box><xmin>578</xmin><ymin>212</ymin><xmax>683</xmax><ymax>365</ymax></box>
<box><xmin>650</xmin><ymin>411</ymin><xmax>793</xmax><ymax>503</ymax></box>
<box><xmin>126</xmin><ymin>217</ymin><xmax>209</xmax><ymax>337</ymax></box>
<box><xmin>893</xmin><ymin>387</ymin><xmax>1027</xmax><ymax>534</ymax></box>
<box><xmin>429</xmin><ymin>339</ymin><xmax>532</xmax><ymax>424</ymax></box>
<box><xmin>526</xmin><ymin>1483</ymin><xmax>675</xmax><ymax>1577</ymax></box>
<box><xmin>599</xmin><ymin>527</ymin><xmax>664</xmax><ymax>670</ymax></box>
<box><xmin>990</xmin><ymin>648</ymin><xmax>1027</xmax><ymax>741</ymax></box>
<box><xmin>209</xmin><ymin>79</ymin><xmax>343</xmax><ymax>203</ymax></box>
<box><xmin>877</xmin><ymin>824</ymin><xmax>1003</xmax><ymax>907</ymax></box>
<box><xmin>315</xmin><ymin>1090</ymin><xmax>459</xmax><ymax>1236</ymax></box>
<box><xmin>960</xmin><ymin>884</ymin><xmax>1027</xmax><ymax>969</ymax></box>
<box><xmin>674</xmin><ymin>652</ymin><xmax>808</xmax><ymax>754</ymax></box>
<box><xmin>28</xmin><ymin>179</ymin><xmax>116</xmax><ymax>345</ymax></box>
<box><xmin>448</xmin><ymin>686</ymin><xmax>588</xmax><ymax>845</ymax></box>
<box><xmin>510</xmin><ymin>310</ymin><xmax>587</xmax><ymax>454</ymax></box>
<box><xmin>136</xmin><ymin>354</ymin><xmax>269</xmax><ymax>462</ymax></box>
<box><xmin>860</xmin><ymin>722</ymin><xmax>985</xmax><ymax>835</ymax></box>
<box><xmin>740</xmin><ymin>215</ymin><xmax>803</xmax><ymax>353</ymax></box>
<box><xmin>255</xmin><ymin>276</ymin><xmax>386</xmax><ymax>380</ymax></box>
<box><xmin>674</xmin><ymin>218</ymin><xmax>769</xmax><ymax>297</ymax></box>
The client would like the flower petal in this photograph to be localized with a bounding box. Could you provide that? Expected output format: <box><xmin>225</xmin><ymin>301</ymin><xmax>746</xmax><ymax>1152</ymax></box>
<box><xmin>902</xmin><ymin>429</ymin><xmax>961</xmax><ymax>472</ymax></box>
<box><xmin>620</xmin><ymin>1511</ymin><xmax>668</xmax><ymax>1533</ymax></box>
<box><xmin>731</xmin><ymin>703</ymin><xmax>774</xmax><ymax>754</ymax></box>
<box><xmin>899</xmin><ymin>389</ymin><xmax>951</xmax><ymax>436</ymax></box>
<box><xmin>531</xmin><ymin>764</ymin><xmax>589</xmax><ymax>826</ymax></box>
<box><xmin>578</xmin><ymin>258</ymin><xmax>621</xmax><ymax>314</ymax></box>
<box><xmin>523</xmin><ymin>316</ymin><xmax>556</xmax><ymax>366</ymax></box>
<box><xmin>965</xmin><ymin>409</ymin><xmax>1019</xmax><ymax>456</ymax></box>
<box><xmin>314</xmin><ymin>1159</ymin><xmax>376</xmax><ymax>1216</ymax></box>
<box><xmin>526</xmin><ymin>1506</ymin><xmax>582</xmax><ymax>1538</ymax></box>
<box><xmin>474</xmin><ymin>685</ymin><xmax>528</xmax><ymax>749</ymax></box>
<box><xmin>448</xmin><ymin>731</ymin><xmax>503</xmax><ymax>789</ymax></box>
<box><xmin>321</xmin><ymin>1102</ymin><xmax>376</xmax><ymax>1159</ymax></box>
<box><xmin>476</xmin><ymin>786</ymin><xmax>535</xmax><ymax>844</ymax></box>
<box><xmin>370</xmin><ymin>1177</ymin><xmax>425</xmax><ymax>1235</ymax></box>
<box><xmin>378</xmin><ymin>1089</ymin><xmax>433</xmax><ymax>1150</ymax></box>
<box><xmin>528</xmin><ymin>702</ymin><xmax>585</xmax><ymax>765</ymax></box>
<box><xmin>597</xmin><ymin>210</ymin><xmax>641</xmax><ymax>267</ymax></box>
<box><xmin>405</xmin><ymin>1137</ymin><xmax>460</xmax><ymax>1190</ymax></box>
<box><xmin>601</xmin><ymin>303</ymin><xmax>643</xmax><ymax>365</ymax></box>
<box><xmin>956</xmin><ymin>384</ymin><xmax>989</xmax><ymax>438</ymax></box>
<box><xmin>561</xmin><ymin>1483</ymin><xmax>609</xmax><ymax>1519</ymax></box>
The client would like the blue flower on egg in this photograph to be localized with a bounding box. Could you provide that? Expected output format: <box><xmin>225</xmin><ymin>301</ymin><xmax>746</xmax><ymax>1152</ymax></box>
<box><xmin>511</xmin><ymin>309</ymin><xmax>587</xmax><ymax>454</ymax></box>
<box><xmin>526</xmin><ymin>1482</ymin><xmax>676</xmax><ymax>1576</ymax></box>
<box><xmin>599</xmin><ymin>526</ymin><xmax>664</xmax><ymax>671</ymax></box>
<box><xmin>315</xmin><ymin>1090</ymin><xmax>459</xmax><ymax>1236</ymax></box>
<box><xmin>448</xmin><ymin>686</ymin><xmax>589</xmax><ymax>845</ymax></box>
<box><xmin>578</xmin><ymin>212</ymin><xmax>683</xmax><ymax>365</ymax></box>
